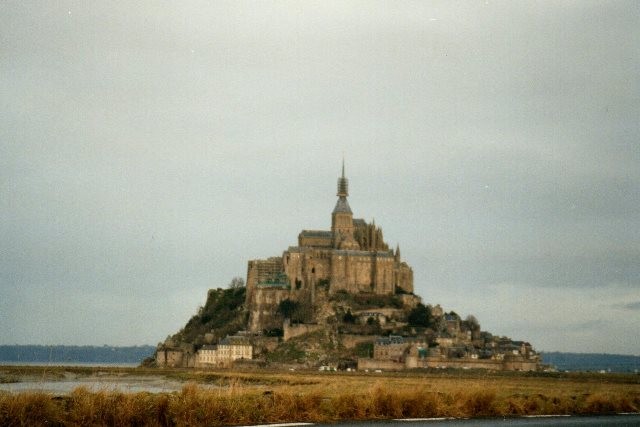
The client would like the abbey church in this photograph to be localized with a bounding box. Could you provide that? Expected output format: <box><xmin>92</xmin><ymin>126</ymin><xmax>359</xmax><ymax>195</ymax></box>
<box><xmin>246</xmin><ymin>164</ymin><xmax>414</xmax><ymax>332</ymax></box>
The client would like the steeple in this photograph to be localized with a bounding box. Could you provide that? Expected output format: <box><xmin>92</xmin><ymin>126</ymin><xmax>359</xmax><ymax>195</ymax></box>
<box><xmin>332</xmin><ymin>160</ymin><xmax>357</xmax><ymax>249</ymax></box>
<box><xmin>337</xmin><ymin>158</ymin><xmax>348</xmax><ymax>197</ymax></box>
<box><xmin>333</xmin><ymin>159</ymin><xmax>352</xmax><ymax>215</ymax></box>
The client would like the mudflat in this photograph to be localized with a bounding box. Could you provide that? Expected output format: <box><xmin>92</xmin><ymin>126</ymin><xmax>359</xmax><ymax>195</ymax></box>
<box><xmin>1</xmin><ymin>366</ymin><xmax>639</xmax><ymax>425</ymax></box>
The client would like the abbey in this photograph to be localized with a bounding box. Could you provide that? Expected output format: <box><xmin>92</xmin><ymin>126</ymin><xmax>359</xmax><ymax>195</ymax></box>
<box><xmin>246</xmin><ymin>164</ymin><xmax>414</xmax><ymax>332</ymax></box>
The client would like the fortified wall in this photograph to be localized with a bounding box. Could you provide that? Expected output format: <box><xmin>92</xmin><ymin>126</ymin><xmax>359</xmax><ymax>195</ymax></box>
<box><xmin>357</xmin><ymin>357</ymin><xmax>538</xmax><ymax>372</ymax></box>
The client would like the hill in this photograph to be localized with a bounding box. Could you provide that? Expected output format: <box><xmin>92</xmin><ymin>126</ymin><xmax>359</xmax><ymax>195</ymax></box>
<box><xmin>0</xmin><ymin>345</ymin><xmax>155</xmax><ymax>365</ymax></box>
<box><xmin>152</xmin><ymin>283</ymin><xmax>540</xmax><ymax>371</ymax></box>
<box><xmin>542</xmin><ymin>352</ymin><xmax>640</xmax><ymax>373</ymax></box>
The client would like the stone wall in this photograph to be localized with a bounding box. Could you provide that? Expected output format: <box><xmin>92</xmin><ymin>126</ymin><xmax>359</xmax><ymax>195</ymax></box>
<box><xmin>283</xmin><ymin>321</ymin><xmax>324</xmax><ymax>341</ymax></box>
<box><xmin>156</xmin><ymin>348</ymin><xmax>195</xmax><ymax>368</ymax></box>
<box><xmin>374</xmin><ymin>256</ymin><xmax>395</xmax><ymax>294</ymax></box>
<box><xmin>503</xmin><ymin>358</ymin><xmax>539</xmax><ymax>372</ymax></box>
<box><xmin>396</xmin><ymin>262</ymin><xmax>414</xmax><ymax>294</ymax></box>
<box><xmin>410</xmin><ymin>356</ymin><xmax>538</xmax><ymax>371</ymax></box>
<box><xmin>328</xmin><ymin>251</ymin><xmax>398</xmax><ymax>295</ymax></box>
<box><xmin>357</xmin><ymin>358</ymin><xmax>405</xmax><ymax>371</ymax></box>
<box><xmin>358</xmin><ymin>354</ymin><xmax>540</xmax><ymax>372</ymax></box>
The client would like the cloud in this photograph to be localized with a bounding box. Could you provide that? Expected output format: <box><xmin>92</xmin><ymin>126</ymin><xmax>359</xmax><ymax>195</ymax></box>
<box><xmin>614</xmin><ymin>301</ymin><xmax>640</xmax><ymax>311</ymax></box>
<box><xmin>1</xmin><ymin>2</ymin><xmax>638</xmax><ymax>354</ymax></box>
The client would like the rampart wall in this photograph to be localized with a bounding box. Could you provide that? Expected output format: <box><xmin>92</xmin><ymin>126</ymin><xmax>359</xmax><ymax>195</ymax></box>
<box><xmin>359</xmin><ymin>356</ymin><xmax>539</xmax><ymax>372</ymax></box>
<box><xmin>357</xmin><ymin>358</ymin><xmax>404</xmax><ymax>371</ymax></box>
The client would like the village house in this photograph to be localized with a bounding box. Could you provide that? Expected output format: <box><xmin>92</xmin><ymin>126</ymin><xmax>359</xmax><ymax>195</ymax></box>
<box><xmin>373</xmin><ymin>335</ymin><xmax>407</xmax><ymax>362</ymax></box>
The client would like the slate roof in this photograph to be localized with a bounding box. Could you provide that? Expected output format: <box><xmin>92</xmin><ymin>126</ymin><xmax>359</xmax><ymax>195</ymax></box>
<box><xmin>376</xmin><ymin>335</ymin><xmax>405</xmax><ymax>345</ymax></box>
<box><xmin>299</xmin><ymin>230</ymin><xmax>333</xmax><ymax>238</ymax></box>
<box><xmin>332</xmin><ymin>197</ymin><xmax>352</xmax><ymax>214</ymax></box>
<box><xmin>220</xmin><ymin>335</ymin><xmax>251</xmax><ymax>346</ymax></box>
<box><xmin>200</xmin><ymin>345</ymin><xmax>217</xmax><ymax>350</ymax></box>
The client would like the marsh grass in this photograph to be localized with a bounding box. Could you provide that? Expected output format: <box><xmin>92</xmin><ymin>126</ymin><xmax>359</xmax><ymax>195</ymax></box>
<box><xmin>1</xmin><ymin>368</ymin><xmax>639</xmax><ymax>426</ymax></box>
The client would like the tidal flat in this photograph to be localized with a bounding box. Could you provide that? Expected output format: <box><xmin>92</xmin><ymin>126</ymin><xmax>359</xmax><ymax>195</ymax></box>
<box><xmin>1</xmin><ymin>365</ymin><xmax>639</xmax><ymax>426</ymax></box>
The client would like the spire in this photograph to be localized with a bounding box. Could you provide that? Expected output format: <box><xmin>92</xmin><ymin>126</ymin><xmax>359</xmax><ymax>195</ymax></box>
<box><xmin>337</xmin><ymin>159</ymin><xmax>348</xmax><ymax>197</ymax></box>
<box><xmin>333</xmin><ymin>160</ymin><xmax>352</xmax><ymax>215</ymax></box>
<box><xmin>395</xmin><ymin>244</ymin><xmax>401</xmax><ymax>260</ymax></box>
<box><xmin>331</xmin><ymin>159</ymin><xmax>355</xmax><ymax>246</ymax></box>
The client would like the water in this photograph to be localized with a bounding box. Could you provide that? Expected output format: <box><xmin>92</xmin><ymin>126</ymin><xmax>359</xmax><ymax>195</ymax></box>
<box><xmin>0</xmin><ymin>377</ymin><xmax>188</xmax><ymax>394</ymax></box>
<box><xmin>0</xmin><ymin>363</ymin><xmax>190</xmax><ymax>394</ymax></box>
<box><xmin>0</xmin><ymin>361</ymin><xmax>139</xmax><ymax>367</ymax></box>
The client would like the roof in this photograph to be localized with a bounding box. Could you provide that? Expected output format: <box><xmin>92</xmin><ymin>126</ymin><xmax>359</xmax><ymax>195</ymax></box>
<box><xmin>299</xmin><ymin>230</ymin><xmax>332</xmax><ymax>238</ymax></box>
<box><xmin>200</xmin><ymin>345</ymin><xmax>217</xmax><ymax>350</ymax></box>
<box><xmin>332</xmin><ymin>249</ymin><xmax>394</xmax><ymax>257</ymax></box>
<box><xmin>376</xmin><ymin>335</ymin><xmax>404</xmax><ymax>345</ymax></box>
<box><xmin>220</xmin><ymin>335</ymin><xmax>251</xmax><ymax>346</ymax></box>
<box><xmin>332</xmin><ymin>197</ymin><xmax>352</xmax><ymax>214</ymax></box>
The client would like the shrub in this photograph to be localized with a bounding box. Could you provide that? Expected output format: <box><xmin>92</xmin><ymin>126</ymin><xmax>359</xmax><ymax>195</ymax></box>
<box><xmin>277</xmin><ymin>299</ymin><xmax>299</xmax><ymax>319</ymax></box>
<box><xmin>342</xmin><ymin>310</ymin><xmax>356</xmax><ymax>324</ymax></box>
<box><xmin>408</xmin><ymin>303</ymin><xmax>432</xmax><ymax>327</ymax></box>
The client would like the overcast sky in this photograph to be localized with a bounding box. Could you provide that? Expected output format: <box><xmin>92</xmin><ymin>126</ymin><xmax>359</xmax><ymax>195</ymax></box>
<box><xmin>1</xmin><ymin>1</ymin><xmax>638</xmax><ymax>355</ymax></box>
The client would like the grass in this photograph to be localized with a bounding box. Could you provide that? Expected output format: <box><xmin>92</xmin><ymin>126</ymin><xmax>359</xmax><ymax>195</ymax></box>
<box><xmin>1</xmin><ymin>366</ymin><xmax>639</xmax><ymax>425</ymax></box>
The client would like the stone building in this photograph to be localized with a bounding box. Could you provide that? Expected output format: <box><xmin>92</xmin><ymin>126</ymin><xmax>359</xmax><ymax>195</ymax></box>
<box><xmin>373</xmin><ymin>335</ymin><xmax>408</xmax><ymax>362</ymax></box>
<box><xmin>246</xmin><ymin>164</ymin><xmax>414</xmax><ymax>332</ymax></box>
<box><xmin>156</xmin><ymin>347</ymin><xmax>195</xmax><ymax>368</ymax></box>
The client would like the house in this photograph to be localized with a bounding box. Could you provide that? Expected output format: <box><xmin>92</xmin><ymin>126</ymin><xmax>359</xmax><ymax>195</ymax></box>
<box><xmin>373</xmin><ymin>335</ymin><xmax>407</xmax><ymax>362</ymax></box>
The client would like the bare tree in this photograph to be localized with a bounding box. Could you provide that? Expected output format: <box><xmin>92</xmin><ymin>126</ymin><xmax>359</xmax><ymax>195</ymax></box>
<box><xmin>228</xmin><ymin>276</ymin><xmax>245</xmax><ymax>289</ymax></box>
<box><xmin>465</xmin><ymin>314</ymin><xmax>480</xmax><ymax>332</ymax></box>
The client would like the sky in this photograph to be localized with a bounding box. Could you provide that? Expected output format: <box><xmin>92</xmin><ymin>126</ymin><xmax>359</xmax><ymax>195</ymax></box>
<box><xmin>1</xmin><ymin>1</ymin><xmax>638</xmax><ymax>355</ymax></box>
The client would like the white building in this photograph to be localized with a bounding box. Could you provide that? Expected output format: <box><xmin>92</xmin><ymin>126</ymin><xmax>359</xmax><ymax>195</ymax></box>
<box><xmin>195</xmin><ymin>335</ymin><xmax>253</xmax><ymax>368</ymax></box>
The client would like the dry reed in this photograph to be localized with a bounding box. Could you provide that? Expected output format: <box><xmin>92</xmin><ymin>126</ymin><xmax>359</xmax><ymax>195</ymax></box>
<box><xmin>1</xmin><ymin>372</ymin><xmax>638</xmax><ymax>426</ymax></box>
